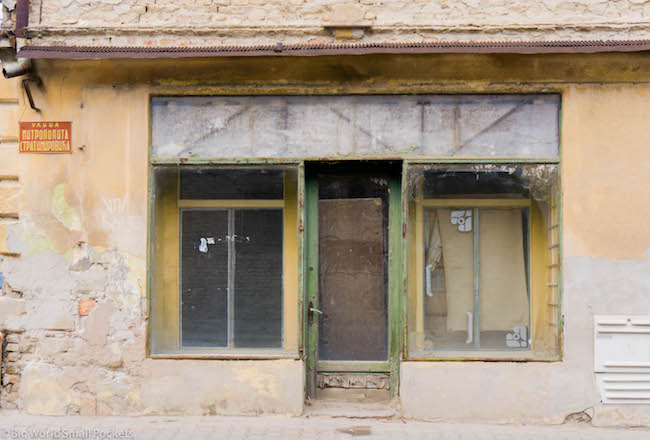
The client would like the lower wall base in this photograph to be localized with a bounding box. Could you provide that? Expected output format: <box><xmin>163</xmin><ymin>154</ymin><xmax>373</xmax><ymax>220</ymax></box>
<box><xmin>15</xmin><ymin>357</ymin><xmax>650</xmax><ymax>426</ymax></box>
<box><xmin>592</xmin><ymin>405</ymin><xmax>650</xmax><ymax>428</ymax></box>
<box><xmin>20</xmin><ymin>359</ymin><xmax>305</xmax><ymax>416</ymax></box>
<box><xmin>399</xmin><ymin>361</ymin><xmax>597</xmax><ymax>424</ymax></box>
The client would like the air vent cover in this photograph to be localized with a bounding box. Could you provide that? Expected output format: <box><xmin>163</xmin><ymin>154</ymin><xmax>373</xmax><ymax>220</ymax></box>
<box><xmin>595</xmin><ymin>315</ymin><xmax>650</xmax><ymax>404</ymax></box>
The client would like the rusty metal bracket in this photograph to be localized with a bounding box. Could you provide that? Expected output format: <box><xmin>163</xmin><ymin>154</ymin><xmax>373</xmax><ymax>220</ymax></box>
<box><xmin>22</xmin><ymin>78</ymin><xmax>40</xmax><ymax>112</ymax></box>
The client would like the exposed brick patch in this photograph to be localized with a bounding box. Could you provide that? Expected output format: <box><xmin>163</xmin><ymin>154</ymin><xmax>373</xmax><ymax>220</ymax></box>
<box><xmin>79</xmin><ymin>298</ymin><xmax>96</xmax><ymax>316</ymax></box>
<box><xmin>1</xmin><ymin>330</ymin><xmax>32</xmax><ymax>409</ymax></box>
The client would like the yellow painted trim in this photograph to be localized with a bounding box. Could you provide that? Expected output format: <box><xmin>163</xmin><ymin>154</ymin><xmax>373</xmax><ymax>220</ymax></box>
<box><xmin>408</xmin><ymin>351</ymin><xmax>558</xmax><ymax>361</ymax></box>
<box><xmin>178</xmin><ymin>199</ymin><xmax>285</xmax><ymax>209</ymax></box>
<box><xmin>421</xmin><ymin>199</ymin><xmax>530</xmax><ymax>208</ymax></box>
<box><xmin>151</xmin><ymin>169</ymin><xmax>180</xmax><ymax>352</ymax></box>
<box><xmin>530</xmin><ymin>200</ymin><xmax>548</xmax><ymax>355</ymax></box>
<box><xmin>414</xmin><ymin>186</ymin><xmax>425</xmax><ymax>350</ymax></box>
<box><xmin>150</xmin><ymin>349</ymin><xmax>300</xmax><ymax>360</ymax></box>
<box><xmin>283</xmin><ymin>171</ymin><xmax>299</xmax><ymax>352</ymax></box>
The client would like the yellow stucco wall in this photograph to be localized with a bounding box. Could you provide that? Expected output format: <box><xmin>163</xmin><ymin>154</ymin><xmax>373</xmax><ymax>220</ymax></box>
<box><xmin>562</xmin><ymin>84</ymin><xmax>650</xmax><ymax>260</ymax></box>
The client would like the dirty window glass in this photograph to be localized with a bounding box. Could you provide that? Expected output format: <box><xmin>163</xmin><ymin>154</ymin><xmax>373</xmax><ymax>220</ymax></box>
<box><xmin>150</xmin><ymin>166</ymin><xmax>297</xmax><ymax>355</ymax></box>
<box><xmin>407</xmin><ymin>165</ymin><xmax>560</xmax><ymax>358</ymax></box>
<box><xmin>421</xmin><ymin>206</ymin><xmax>530</xmax><ymax>351</ymax></box>
<box><xmin>180</xmin><ymin>208</ymin><xmax>283</xmax><ymax>349</ymax></box>
<box><xmin>181</xmin><ymin>209</ymin><xmax>229</xmax><ymax>347</ymax></box>
<box><xmin>233</xmin><ymin>209</ymin><xmax>283</xmax><ymax>348</ymax></box>
<box><xmin>180</xmin><ymin>169</ymin><xmax>283</xmax><ymax>199</ymax></box>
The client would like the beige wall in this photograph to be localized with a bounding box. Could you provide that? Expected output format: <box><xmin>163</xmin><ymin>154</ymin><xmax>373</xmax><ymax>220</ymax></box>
<box><xmin>1</xmin><ymin>55</ymin><xmax>650</xmax><ymax>422</ymax></box>
<box><xmin>21</xmin><ymin>0</ymin><xmax>650</xmax><ymax>46</ymax></box>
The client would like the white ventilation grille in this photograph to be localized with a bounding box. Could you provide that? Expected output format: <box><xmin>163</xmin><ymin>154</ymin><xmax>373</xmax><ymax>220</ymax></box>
<box><xmin>595</xmin><ymin>315</ymin><xmax>650</xmax><ymax>404</ymax></box>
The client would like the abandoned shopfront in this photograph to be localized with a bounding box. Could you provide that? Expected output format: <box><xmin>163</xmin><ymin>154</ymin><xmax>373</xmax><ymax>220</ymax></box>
<box><xmin>149</xmin><ymin>94</ymin><xmax>561</xmax><ymax>399</ymax></box>
<box><xmin>3</xmin><ymin>46</ymin><xmax>650</xmax><ymax>423</ymax></box>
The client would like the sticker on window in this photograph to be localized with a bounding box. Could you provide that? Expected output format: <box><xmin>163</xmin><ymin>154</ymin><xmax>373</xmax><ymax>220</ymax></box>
<box><xmin>450</xmin><ymin>210</ymin><xmax>472</xmax><ymax>232</ymax></box>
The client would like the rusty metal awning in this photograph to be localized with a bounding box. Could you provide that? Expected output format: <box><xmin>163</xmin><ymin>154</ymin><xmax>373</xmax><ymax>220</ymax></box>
<box><xmin>17</xmin><ymin>40</ymin><xmax>650</xmax><ymax>59</ymax></box>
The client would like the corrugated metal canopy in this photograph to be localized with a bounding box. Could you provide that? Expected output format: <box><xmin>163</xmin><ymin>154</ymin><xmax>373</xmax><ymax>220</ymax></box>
<box><xmin>17</xmin><ymin>40</ymin><xmax>650</xmax><ymax>59</ymax></box>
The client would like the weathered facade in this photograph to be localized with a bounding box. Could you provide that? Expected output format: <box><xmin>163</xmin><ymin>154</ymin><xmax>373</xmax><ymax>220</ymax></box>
<box><xmin>1</xmin><ymin>0</ymin><xmax>650</xmax><ymax>427</ymax></box>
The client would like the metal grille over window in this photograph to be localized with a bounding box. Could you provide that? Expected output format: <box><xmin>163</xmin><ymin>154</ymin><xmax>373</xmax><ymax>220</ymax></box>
<box><xmin>180</xmin><ymin>208</ymin><xmax>283</xmax><ymax>348</ymax></box>
<box><xmin>406</xmin><ymin>164</ymin><xmax>560</xmax><ymax>359</ymax></box>
<box><xmin>150</xmin><ymin>166</ymin><xmax>298</xmax><ymax>356</ymax></box>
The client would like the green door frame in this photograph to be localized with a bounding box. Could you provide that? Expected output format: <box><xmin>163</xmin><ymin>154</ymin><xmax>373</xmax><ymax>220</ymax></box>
<box><xmin>304</xmin><ymin>168</ymin><xmax>403</xmax><ymax>400</ymax></box>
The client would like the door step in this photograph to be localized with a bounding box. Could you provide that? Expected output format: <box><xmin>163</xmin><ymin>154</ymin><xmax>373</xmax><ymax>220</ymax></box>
<box><xmin>317</xmin><ymin>373</ymin><xmax>390</xmax><ymax>389</ymax></box>
<box><xmin>304</xmin><ymin>389</ymin><xmax>398</xmax><ymax>418</ymax></box>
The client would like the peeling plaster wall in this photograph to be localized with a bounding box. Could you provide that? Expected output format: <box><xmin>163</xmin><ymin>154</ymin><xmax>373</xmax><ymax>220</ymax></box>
<box><xmin>0</xmin><ymin>67</ymin><xmax>304</xmax><ymax>416</ymax></box>
<box><xmin>20</xmin><ymin>359</ymin><xmax>304</xmax><ymax>416</ymax></box>
<box><xmin>401</xmin><ymin>84</ymin><xmax>650</xmax><ymax>426</ymax></box>
<box><xmin>22</xmin><ymin>0</ymin><xmax>650</xmax><ymax>46</ymax></box>
<box><xmin>0</xmin><ymin>76</ymin><xmax>29</xmax><ymax>408</ymax></box>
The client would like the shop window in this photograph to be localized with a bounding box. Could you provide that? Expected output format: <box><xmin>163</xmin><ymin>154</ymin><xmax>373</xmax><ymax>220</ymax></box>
<box><xmin>406</xmin><ymin>164</ymin><xmax>560</xmax><ymax>359</ymax></box>
<box><xmin>149</xmin><ymin>167</ymin><xmax>299</xmax><ymax>356</ymax></box>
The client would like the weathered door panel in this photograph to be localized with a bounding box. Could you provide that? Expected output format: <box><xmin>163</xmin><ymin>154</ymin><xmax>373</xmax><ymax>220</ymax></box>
<box><xmin>304</xmin><ymin>164</ymin><xmax>401</xmax><ymax>400</ymax></box>
<box><xmin>318</xmin><ymin>198</ymin><xmax>388</xmax><ymax>362</ymax></box>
